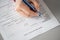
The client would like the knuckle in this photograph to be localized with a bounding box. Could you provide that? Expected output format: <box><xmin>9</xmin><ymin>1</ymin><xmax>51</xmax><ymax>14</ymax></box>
<box><xmin>16</xmin><ymin>7</ymin><xmax>20</xmax><ymax>12</ymax></box>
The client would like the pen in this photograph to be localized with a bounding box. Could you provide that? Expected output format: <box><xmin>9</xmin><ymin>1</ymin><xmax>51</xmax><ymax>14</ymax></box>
<box><xmin>22</xmin><ymin>0</ymin><xmax>42</xmax><ymax>16</ymax></box>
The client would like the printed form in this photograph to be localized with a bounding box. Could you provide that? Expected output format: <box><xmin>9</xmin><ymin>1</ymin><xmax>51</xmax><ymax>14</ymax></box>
<box><xmin>0</xmin><ymin>0</ymin><xmax>60</xmax><ymax>40</ymax></box>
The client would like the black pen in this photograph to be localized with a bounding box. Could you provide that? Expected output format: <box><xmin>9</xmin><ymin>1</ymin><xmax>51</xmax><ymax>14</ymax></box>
<box><xmin>22</xmin><ymin>0</ymin><xmax>42</xmax><ymax>16</ymax></box>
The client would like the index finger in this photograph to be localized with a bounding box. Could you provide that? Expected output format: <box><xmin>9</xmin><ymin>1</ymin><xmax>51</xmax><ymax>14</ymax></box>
<box><xmin>29</xmin><ymin>0</ymin><xmax>40</xmax><ymax>10</ymax></box>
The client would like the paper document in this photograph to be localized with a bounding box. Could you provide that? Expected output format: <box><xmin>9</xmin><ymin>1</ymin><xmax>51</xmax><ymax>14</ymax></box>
<box><xmin>0</xmin><ymin>0</ymin><xmax>60</xmax><ymax>40</ymax></box>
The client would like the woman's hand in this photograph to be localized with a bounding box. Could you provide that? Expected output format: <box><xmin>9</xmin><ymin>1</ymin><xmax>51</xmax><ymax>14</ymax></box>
<box><xmin>14</xmin><ymin>0</ymin><xmax>40</xmax><ymax>17</ymax></box>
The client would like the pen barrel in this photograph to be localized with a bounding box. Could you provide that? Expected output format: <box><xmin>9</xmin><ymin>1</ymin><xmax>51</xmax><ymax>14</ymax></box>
<box><xmin>22</xmin><ymin>0</ymin><xmax>37</xmax><ymax>12</ymax></box>
<box><xmin>23</xmin><ymin>0</ymin><xmax>42</xmax><ymax>16</ymax></box>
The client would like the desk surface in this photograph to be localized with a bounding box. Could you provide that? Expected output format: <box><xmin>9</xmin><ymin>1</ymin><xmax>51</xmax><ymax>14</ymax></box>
<box><xmin>0</xmin><ymin>0</ymin><xmax>60</xmax><ymax>40</ymax></box>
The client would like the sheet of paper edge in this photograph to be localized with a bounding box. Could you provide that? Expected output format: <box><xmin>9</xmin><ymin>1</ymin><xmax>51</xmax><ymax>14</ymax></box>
<box><xmin>24</xmin><ymin>0</ymin><xmax>60</xmax><ymax>40</ymax></box>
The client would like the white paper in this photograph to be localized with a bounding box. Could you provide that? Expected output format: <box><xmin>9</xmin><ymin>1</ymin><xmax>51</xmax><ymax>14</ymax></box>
<box><xmin>0</xmin><ymin>0</ymin><xmax>60</xmax><ymax>40</ymax></box>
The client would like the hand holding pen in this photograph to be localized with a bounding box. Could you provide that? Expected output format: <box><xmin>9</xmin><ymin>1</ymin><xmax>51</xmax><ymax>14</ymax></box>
<box><xmin>14</xmin><ymin>0</ymin><xmax>40</xmax><ymax>17</ymax></box>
